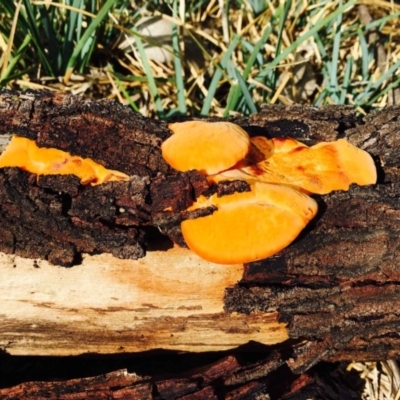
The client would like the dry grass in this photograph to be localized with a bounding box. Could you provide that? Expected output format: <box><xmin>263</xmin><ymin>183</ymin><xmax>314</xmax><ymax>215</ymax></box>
<box><xmin>348</xmin><ymin>361</ymin><xmax>400</xmax><ymax>400</ymax></box>
<box><xmin>0</xmin><ymin>0</ymin><xmax>399</xmax><ymax>117</ymax></box>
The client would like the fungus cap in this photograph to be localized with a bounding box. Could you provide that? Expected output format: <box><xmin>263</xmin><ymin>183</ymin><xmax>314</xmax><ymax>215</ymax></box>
<box><xmin>162</xmin><ymin>121</ymin><xmax>251</xmax><ymax>175</ymax></box>
<box><xmin>181</xmin><ymin>182</ymin><xmax>318</xmax><ymax>264</ymax></box>
<box><xmin>211</xmin><ymin>137</ymin><xmax>377</xmax><ymax>194</ymax></box>
<box><xmin>0</xmin><ymin>135</ymin><xmax>129</xmax><ymax>185</ymax></box>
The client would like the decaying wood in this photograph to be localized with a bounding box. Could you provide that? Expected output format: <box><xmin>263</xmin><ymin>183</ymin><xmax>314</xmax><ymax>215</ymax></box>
<box><xmin>0</xmin><ymin>357</ymin><xmax>352</xmax><ymax>400</ymax></box>
<box><xmin>0</xmin><ymin>353</ymin><xmax>364</xmax><ymax>399</ymax></box>
<box><xmin>2</xmin><ymin>90</ymin><xmax>400</xmax><ymax>397</ymax></box>
<box><xmin>0</xmin><ymin>248</ymin><xmax>286</xmax><ymax>355</ymax></box>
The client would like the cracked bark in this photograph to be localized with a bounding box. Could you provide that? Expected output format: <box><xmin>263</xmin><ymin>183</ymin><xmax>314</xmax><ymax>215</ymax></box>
<box><xmin>1</xmin><ymin>89</ymin><xmax>400</xmax><ymax>398</ymax></box>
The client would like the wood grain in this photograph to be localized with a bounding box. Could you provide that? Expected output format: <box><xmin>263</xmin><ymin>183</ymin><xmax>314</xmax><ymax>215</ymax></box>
<box><xmin>0</xmin><ymin>247</ymin><xmax>287</xmax><ymax>355</ymax></box>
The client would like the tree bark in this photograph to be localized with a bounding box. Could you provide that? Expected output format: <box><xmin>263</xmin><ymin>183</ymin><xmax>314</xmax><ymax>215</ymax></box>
<box><xmin>1</xmin><ymin>89</ymin><xmax>400</xmax><ymax>397</ymax></box>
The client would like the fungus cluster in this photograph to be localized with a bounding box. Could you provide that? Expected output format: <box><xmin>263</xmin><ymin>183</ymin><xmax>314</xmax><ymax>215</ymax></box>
<box><xmin>0</xmin><ymin>135</ymin><xmax>129</xmax><ymax>185</ymax></box>
<box><xmin>0</xmin><ymin>122</ymin><xmax>377</xmax><ymax>266</ymax></box>
<box><xmin>162</xmin><ymin>120</ymin><xmax>377</xmax><ymax>264</ymax></box>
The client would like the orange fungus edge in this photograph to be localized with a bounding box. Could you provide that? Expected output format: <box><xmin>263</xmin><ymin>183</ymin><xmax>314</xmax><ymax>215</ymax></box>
<box><xmin>0</xmin><ymin>135</ymin><xmax>130</xmax><ymax>185</ymax></box>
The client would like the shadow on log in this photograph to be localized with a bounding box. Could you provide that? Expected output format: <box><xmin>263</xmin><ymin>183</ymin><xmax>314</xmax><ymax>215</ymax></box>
<box><xmin>1</xmin><ymin>90</ymin><xmax>400</xmax><ymax>398</ymax></box>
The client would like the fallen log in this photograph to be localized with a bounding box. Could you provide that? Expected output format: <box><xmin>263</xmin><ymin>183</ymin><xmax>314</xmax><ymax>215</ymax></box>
<box><xmin>1</xmin><ymin>90</ymin><xmax>400</xmax><ymax>397</ymax></box>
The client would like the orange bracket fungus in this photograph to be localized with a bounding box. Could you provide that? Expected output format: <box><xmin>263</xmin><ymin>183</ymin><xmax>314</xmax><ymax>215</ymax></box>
<box><xmin>182</xmin><ymin>182</ymin><xmax>317</xmax><ymax>264</ymax></box>
<box><xmin>0</xmin><ymin>135</ymin><xmax>129</xmax><ymax>185</ymax></box>
<box><xmin>212</xmin><ymin>136</ymin><xmax>377</xmax><ymax>195</ymax></box>
<box><xmin>162</xmin><ymin>121</ymin><xmax>251</xmax><ymax>175</ymax></box>
<box><xmin>162</xmin><ymin>121</ymin><xmax>377</xmax><ymax>264</ymax></box>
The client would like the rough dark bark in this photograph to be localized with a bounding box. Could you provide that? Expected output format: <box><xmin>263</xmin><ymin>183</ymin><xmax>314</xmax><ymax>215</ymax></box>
<box><xmin>0</xmin><ymin>354</ymin><xmax>362</xmax><ymax>400</ymax></box>
<box><xmin>2</xmin><ymin>90</ymin><xmax>400</xmax><ymax>397</ymax></box>
<box><xmin>0</xmin><ymin>90</ymin><xmax>217</xmax><ymax>265</ymax></box>
<box><xmin>0</xmin><ymin>169</ymin><xmax>151</xmax><ymax>264</ymax></box>
<box><xmin>1</xmin><ymin>89</ymin><xmax>398</xmax><ymax>267</ymax></box>
<box><xmin>0</xmin><ymin>90</ymin><xmax>172</xmax><ymax>177</ymax></box>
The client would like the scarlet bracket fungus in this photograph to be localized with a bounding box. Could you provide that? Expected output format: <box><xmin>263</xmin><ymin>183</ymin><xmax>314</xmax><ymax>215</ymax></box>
<box><xmin>0</xmin><ymin>135</ymin><xmax>129</xmax><ymax>185</ymax></box>
<box><xmin>162</xmin><ymin>121</ymin><xmax>251</xmax><ymax>175</ymax></box>
<box><xmin>161</xmin><ymin>121</ymin><xmax>377</xmax><ymax>265</ymax></box>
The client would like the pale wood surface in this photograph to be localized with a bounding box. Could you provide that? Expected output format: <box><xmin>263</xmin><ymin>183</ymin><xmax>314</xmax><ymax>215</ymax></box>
<box><xmin>0</xmin><ymin>247</ymin><xmax>287</xmax><ymax>355</ymax></box>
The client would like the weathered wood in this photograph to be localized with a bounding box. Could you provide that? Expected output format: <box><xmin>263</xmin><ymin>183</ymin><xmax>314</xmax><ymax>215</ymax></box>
<box><xmin>0</xmin><ymin>248</ymin><xmax>286</xmax><ymax>355</ymax></box>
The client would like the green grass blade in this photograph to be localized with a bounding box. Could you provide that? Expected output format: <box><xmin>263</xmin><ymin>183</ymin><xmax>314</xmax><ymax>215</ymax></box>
<box><xmin>223</xmin><ymin>60</ymin><xmax>240</xmax><ymax>117</ymax></box>
<box><xmin>78</xmin><ymin>0</ymin><xmax>98</xmax><ymax>73</ymax></box>
<box><xmin>200</xmin><ymin>34</ymin><xmax>241</xmax><ymax>116</ymax></box>
<box><xmin>355</xmin><ymin>59</ymin><xmax>400</xmax><ymax>106</ymax></box>
<box><xmin>364</xmin><ymin>12</ymin><xmax>400</xmax><ymax>31</ymax></box>
<box><xmin>328</xmin><ymin>0</ymin><xmax>343</xmax><ymax>103</ymax></box>
<box><xmin>130</xmin><ymin>29</ymin><xmax>165</xmax><ymax>118</ymax></box>
<box><xmin>275</xmin><ymin>0</ymin><xmax>291</xmax><ymax>64</ymax></box>
<box><xmin>172</xmin><ymin>0</ymin><xmax>186</xmax><ymax>115</ymax></box>
<box><xmin>65</xmin><ymin>0</ymin><xmax>115</xmax><ymax>77</ymax></box>
<box><xmin>62</xmin><ymin>0</ymin><xmax>82</xmax><ymax>71</ymax></box>
<box><xmin>248</xmin><ymin>0</ymin><xmax>268</xmax><ymax>15</ymax></box>
<box><xmin>38</xmin><ymin>4</ymin><xmax>60</xmax><ymax>71</ymax></box>
<box><xmin>224</xmin><ymin>85</ymin><xmax>238</xmax><ymax>117</ymax></box>
<box><xmin>257</xmin><ymin>0</ymin><xmax>357</xmax><ymax>79</ymax></box>
<box><xmin>114</xmin><ymin>75</ymin><xmax>139</xmax><ymax>112</ymax></box>
<box><xmin>1</xmin><ymin>0</ymin><xmax>16</xmax><ymax>15</ymax></box>
<box><xmin>241</xmin><ymin>39</ymin><xmax>264</xmax><ymax>66</ymax></box>
<box><xmin>0</xmin><ymin>33</ymin><xmax>32</xmax><ymax>84</ymax></box>
<box><xmin>358</xmin><ymin>28</ymin><xmax>370</xmax><ymax>81</ymax></box>
<box><xmin>314</xmin><ymin>88</ymin><xmax>328</xmax><ymax>106</ymax></box>
<box><xmin>314</xmin><ymin>30</ymin><xmax>328</xmax><ymax>60</ymax></box>
<box><xmin>21</xmin><ymin>0</ymin><xmax>55</xmax><ymax>75</ymax></box>
<box><xmin>313</xmin><ymin>30</ymin><xmax>334</xmax><ymax>103</ymax></box>
<box><xmin>235</xmin><ymin>68</ymin><xmax>257</xmax><ymax>113</ymax></box>
<box><xmin>339</xmin><ymin>56</ymin><xmax>353</xmax><ymax>104</ymax></box>
<box><xmin>223</xmin><ymin>60</ymin><xmax>257</xmax><ymax>117</ymax></box>
<box><xmin>365</xmin><ymin>75</ymin><xmax>400</xmax><ymax>106</ymax></box>
<box><xmin>225</xmin><ymin>25</ymin><xmax>271</xmax><ymax>113</ymax></box>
